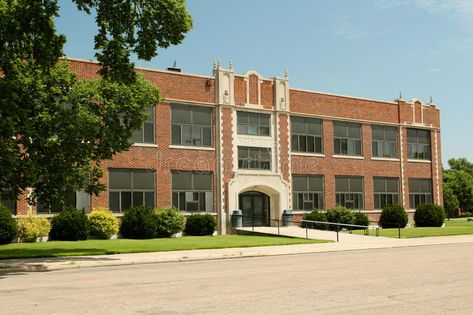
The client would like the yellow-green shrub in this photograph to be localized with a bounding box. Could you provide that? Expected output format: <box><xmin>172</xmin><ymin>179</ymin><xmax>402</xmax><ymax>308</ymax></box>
<box><xmin>17</xmin><ymin>214</ymin><xmax>51</xmax><ymax>242</ymax></box>
<box><xmin>88</xmin><ymin>208</ymin><xmax>119</xmax><ymax>239</ymax></box>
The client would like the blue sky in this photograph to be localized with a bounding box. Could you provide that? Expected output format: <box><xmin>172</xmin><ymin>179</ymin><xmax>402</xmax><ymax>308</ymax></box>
<box><xmin>56</xmin><ymin>0</ymin><xmax>473</xmax><ymax>164</ymax></box>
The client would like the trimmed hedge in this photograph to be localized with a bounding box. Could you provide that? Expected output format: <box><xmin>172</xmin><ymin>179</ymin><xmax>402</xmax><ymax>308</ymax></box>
<box><xmin>88</xmin><ymin>208</ymin><xmax>119</xmax><ymax>239</ymax></box>
<box><xmin>301</xmin><ymin>211</ymin><xmax>327</xmax><ymax>230</ymax></box>
<box><xmin>459</xmin><ymin>212</ymin><xmax>473</xmax><ymax>218</ymax></box>
<box><xmin>50</xmin><ymin>207</ymin><xmax>89</xmax><ymax>241</ymax></box>
<box><xmin>379</xmin><ymin>205</ymin><xmax>408</xmax><ymax>228</ymax></box>
<box><xmin>120</xmin><ymin>206</ymin><xmax>157</xmax><ymax>239</ymax></box>
<box><xmin>352</xmin><ymin>212</ymin><xmax>369</xmax><ymax>230</ymax></box>
<box><xmin>185</xmin><ymin>214</ymin><xmax>216</xmax><ymax>236</ymax></box>
<box><xmin>0</xmin><ymin>204</ymin><xmax>17</xmax><ymax>245</ymax></box>
<box><xmin>414</xmin><ymin>204</ymin><xmax>445</xmax><ymax>227</ymax></box>
<box><xmin>155</xmin><ymin>207</ymin><xmax>184</xmax><ymax>238</ymax></box>
<box><xmin>17</xmin><ymin>214</ymin><xmax>51</xmax><ymax>242</ymax></box>
<box><xmin>326</xmin><ymin>206</ymin><xmax>355</xmax><ymax>231</ymax></box>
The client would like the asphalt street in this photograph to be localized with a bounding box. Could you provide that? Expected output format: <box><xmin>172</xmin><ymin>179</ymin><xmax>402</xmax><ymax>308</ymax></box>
<box><xmin>1</xmin><ymin>243</ymin><xmax>473</xmax><ymax>314</ymax></box>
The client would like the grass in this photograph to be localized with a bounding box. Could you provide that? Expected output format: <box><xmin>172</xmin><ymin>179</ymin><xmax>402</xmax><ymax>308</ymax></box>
<box><xmin>351</xmin><ymin>218</ymin><xmax>473</xmax><ymax>238</ymax></box>
<box><xmin>0</xmin><ymin>235</ymin><xmax>327</xmax><ymax>260</ymax></box>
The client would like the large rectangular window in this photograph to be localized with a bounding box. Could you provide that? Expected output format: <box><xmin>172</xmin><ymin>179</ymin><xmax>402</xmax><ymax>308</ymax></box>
<box><xmin>333</xmin><ymin>121</ymin><xmax>362</xmax><ymax>156</ymax></box>
<box><xmin>292</xmin><ymin>175</ymin><xmax>324</xmax><ymax>210</ymax></box>
<box><xmin>237</xmin><ymin>111</ymin><xmax>270</xmax><ymax>136</ymax></box>
<box><xmin>335</xmin><ymin>176</ymin><xmax>364</xmax><ymax>209</ymax></box>
<box><xmin>238</xmin><ymin>147</ymin><xmax>271</xmax><ymax>170</ymax></box>
<box><xmin>372</xmin><ymin>125</ymin><xmax>398</xmax><ymax>158</ymax></box>
<box><xmin>0</xmin><ymin>192</ymin><xmax>15</xmax><ymax>214</ymax></box>
<box><xmin>132</xmin><ymin>107</ymin><xmax>155</xmax><ymax>144</ymax></box>
<box><xmin>291</xmin><ymin>116</ymin><xmax>323</xmax><ymax>154</ymax></box>
<box><xmin>407</xmin><ymin>128</ymin><xmax>431</xmax><ymax>160</ymax></box>
<box><xmin>172</xmin><ymin>171</ymin><xmax>213</xmax><ymax>212</ymax></box>
<box><xmin>37</xmin><ymin>191</ymin><xmax>90</xmax><ymax>214</ymax></box>
<box><xmin>171</xmin><ymin>104</ymin><xmax>212</xmax><ymax>147</ymax></box>
<box><xmin>374</xmin><ymin>177</ymin><xmax>399</xmax><ymax>209</ymax></box>
<box><xmin>109</xmin><ymin>169</ymin><xmax>155</xmax><ymax>212</ymax></box>
<box><xmin>409</xmin><ymin>178</ymin><xmax>432</xmax><ymax>209</ymax></box>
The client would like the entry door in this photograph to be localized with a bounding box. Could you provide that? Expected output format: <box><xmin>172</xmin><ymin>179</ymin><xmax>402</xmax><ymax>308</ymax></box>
<box><xmin>239</xmin><ymin>191</ymin><xmax>270</xmax><ymax>227</ymax></box>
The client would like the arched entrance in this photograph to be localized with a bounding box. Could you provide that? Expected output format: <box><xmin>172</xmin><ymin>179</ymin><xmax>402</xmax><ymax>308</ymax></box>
<box><xmin>239</xmin><ymin>191</ymin><xmax>270</xmax><ymax>227</ymax></box>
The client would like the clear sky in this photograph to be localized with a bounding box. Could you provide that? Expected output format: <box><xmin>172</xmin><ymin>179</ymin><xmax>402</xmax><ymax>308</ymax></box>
<box><xmin>56</xmin><ymin>0</ymin><xmax>473</xmax><ymax>164</ymax></box>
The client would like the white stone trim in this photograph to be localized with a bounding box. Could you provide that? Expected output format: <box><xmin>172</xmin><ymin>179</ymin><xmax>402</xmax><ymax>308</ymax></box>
<box><xmin>332</xmin><ymin>155</ymin><xmax>364</xmax><ymax>160</ymax></box>
<box><xmin>371</xmin><ymin>157</ymin><xmax>400</xmax><ymax>162</ymax></box>
<box><xmin>132</xmin><ymin>143</ymin><xmax>158</xmax><ymax>148</ymax></box>
<box><xmin>291</xmin><ymin>152</ymin><xmax>325</xmax><ymax>157</ymax></box>
<box><xmin>399</xmin><ymin>127</ymin><xmax>406</xmax><ymax>207</ymax></box>
<box><xmin>407</xmin><ymin>159</ymin><xmax>432</xmax><ymax>164</ymax></box>
<box><xmin>434</xmin><ymin>130</ymin><xmax>440</xmax><ymax>204</ymax></box>
<box><xmin>164</xmin><ymin>98</ymin><xmax>216</xmax><ymax>107</ymax></box>
<box><xmin>168</xmin><ymin>145</ymin><xmax>215</xmax><ymax>151</ymax></box>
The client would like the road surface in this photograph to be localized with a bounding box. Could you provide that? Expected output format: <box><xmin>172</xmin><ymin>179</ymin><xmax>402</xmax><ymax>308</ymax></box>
<box><xmin>1</xmin><ymin>243</ymin><xmax>473</xmax><ymax>314</ymax></box>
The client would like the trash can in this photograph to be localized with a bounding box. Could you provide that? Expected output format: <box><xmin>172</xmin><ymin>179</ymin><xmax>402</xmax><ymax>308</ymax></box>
<box><xmin>282</xmin><ymin>209</ymin><xmax>293</xmax><ymax>227</ymax></box>
<box><xmin>231</xmin><ymin>209</ymin><xmax>243</xmax><ymax>228</ymax></box>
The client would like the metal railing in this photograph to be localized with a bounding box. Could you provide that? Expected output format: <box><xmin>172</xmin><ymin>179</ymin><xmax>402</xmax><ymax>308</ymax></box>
<box><xmin>300</xmin><ymin>220</ymin><xmax>378</xmax><ymax>242</ymax></box>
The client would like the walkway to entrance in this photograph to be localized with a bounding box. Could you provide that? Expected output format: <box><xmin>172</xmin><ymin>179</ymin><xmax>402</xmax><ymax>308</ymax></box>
<box><xmin>237</xmin><ymin>226</ymin><xmax>404</xmax><ymax>245</ymax></box>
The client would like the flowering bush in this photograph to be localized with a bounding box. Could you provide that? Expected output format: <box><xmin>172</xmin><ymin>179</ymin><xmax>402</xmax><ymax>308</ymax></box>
<box><xmin>88</xmin><ymin>208</ymin><xmax>119</xmax><ymax>239</ymax></box>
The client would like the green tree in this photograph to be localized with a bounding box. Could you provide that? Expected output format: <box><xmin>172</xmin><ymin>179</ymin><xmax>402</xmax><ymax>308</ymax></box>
<box><xmin>0</xmin><ymin>0</ymin><xmax>192</xmax><ymax>206</ymax></box>
<box><xmin>443</xmin><ymin>169</ymin><xmax>473</xmax><ymax>212</ymax></box>
<box><xmin>443</xmin><ymin>184</ymin><xmax>459</xmax><ymax>218</ymax></box>
<box><xmin>448</xmin><ymin>158</ymin><xmax>473</xmax><ymax>177</ymax></box>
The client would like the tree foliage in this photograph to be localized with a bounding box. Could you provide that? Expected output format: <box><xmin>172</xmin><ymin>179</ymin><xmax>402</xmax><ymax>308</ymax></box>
<box><xmin>443</xmin><ymin>168</ymin><xmax>473</xmax><ymax>212</ymax></box>
<box><xmin>0</xmin><ymin>0</ymin><xmax>192</xmax><ymax>206</ymax></box>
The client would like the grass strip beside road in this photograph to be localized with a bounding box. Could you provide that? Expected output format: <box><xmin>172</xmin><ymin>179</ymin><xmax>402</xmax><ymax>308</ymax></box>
<box><xmin>0</xmin><ymin>235</ymin><xmax>328</xmax><ymax>260</ymax></box>
<box><xmin>352</xmin><ymin>218</ymin><xmax>473</xmax><ymax>238</ymax></box>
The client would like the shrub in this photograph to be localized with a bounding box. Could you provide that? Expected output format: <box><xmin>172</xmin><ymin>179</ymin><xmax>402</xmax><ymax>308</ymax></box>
<box><xmin>17</xmin><ymin>214</ymin><xmax>51</xmax><ymax>242</ymax></box>
<box><xmin>185</xmin><ymin>214</ymin><xmax>216</xmax><ymax>236</ymax></box>
<box><xmin>300</xmin><ymin>211</ymin><xmax>327</xmax><ymax>230</ymax></box>
<box><xmin>120</xmin><ymin>206</ymin><xmax>157</xmax><ymax>239</ymax></box>
<box><xmin>459</xmin><ymin>212</ymin><xmax>473</xmax><ymax>218</ymax></box>
<box><xmin>352</xmin><ymin>212</ymin><xmax>369</xmax><ymax>230</ymax></box>
<box><xmin>414</xmin><ymin>204</ymin><xmax>445</xmax><ymax>227</ymax></box>
<box><xmin>88</xmin><ymin>208</ymin><xmax>119</xmax><ymax>239</ymax></box>
<box><xmin>0</xmin><ymin>204</ymin><xmax>17</xmax><ymax>245</ymax></box>
<box><xmin>379</xmin><ymin>205</ymin><xmax>408</xmax><ymax>228</ymax></box>
<box><xmin>50</xmin><ymin>207</ymin><xmax>89</xmax><ymax>241</ymax></box>
<box><xmin>326</xmin><ymin>206</ymin><xmax>355</xmax><ymax>231</ymax></box>
<box><xmin>155</xmin><ymin>207</ymin><xmax>185</xmax><ymax>238</ymax></box>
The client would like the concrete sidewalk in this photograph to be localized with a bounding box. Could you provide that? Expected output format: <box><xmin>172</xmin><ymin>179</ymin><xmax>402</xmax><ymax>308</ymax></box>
<box><xmin>2</xmin><ymin>231</ymin><xmax>473</xmax><ymax>273</ymax></box>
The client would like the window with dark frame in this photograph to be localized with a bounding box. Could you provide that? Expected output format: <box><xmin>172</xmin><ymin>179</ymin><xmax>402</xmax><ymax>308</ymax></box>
<box><xmin>238</xmin><ymin>147</ymin><xmax>272</xmax><ymax>170</ymax></box>
<box><xmin>409</xmin><ymin>178</ymin><xmax>432</xmax><ymax>209</ymax></box>
<box><xmin>108</xmin><ymin>169</ymin><xmax>155</xmax><ymax>212</ymax></box>
<box><xmin>335</xmin><ymin>176</ymin><xmax>364</xmax><ymax>209</ymax></box>
<box><xmin>171</xmin><ymin>104</ymin><xmax>212</xmax><ymax>147</ymax></box>
<box><xmin>373</xmin><ymin>177</ymin><xmax>400</xmax><ymax>209</ymax></box>
<box><xmin>372</xmin><ymin>125</ymin><xmax>398</xmax><ymax>158</ymax></box>
<box><xmin>292</xmin><ymin>175</ymin><xmax>324</xmax><ymax>210</ymax></box>
<box><xmin>333</xmin><ymin>121</ymin><xmax>362</xmax><ymax>156</ymax></box>
<box><xmin>0</xmin><ymin>192</ymin><xmax>16</xmax><ymax>214</ymax></box>
<box><xmin>172</xmin><ymin>171</ymin><xmax>213</xmax><ymax>212</ymax></box>
<box><xmin>407</xmin><ymin>128</ymin><xmax>431</xmax><ymax>160</ymax></box>
<box><xmin>291</xmin><ymin>116</ymin><xmax>323</xmax><ymax>154</ymax></box>
<box><xmin>132</xmin><ymin>106</ymin><xmax>155</xmax><ymax>144</ymax></box>
<box><xmin>37</xmin><ymin>191</ymin><xmax>78</xmax><ymax>214</ymax></box>
<box><xmin>237</xmin><ymin>111</ymin><xmax>270</xmax><ymax>136</ymax></box>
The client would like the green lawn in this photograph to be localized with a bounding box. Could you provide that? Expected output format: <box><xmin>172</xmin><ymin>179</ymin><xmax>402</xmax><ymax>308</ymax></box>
<box><xmin>0</xmin><ymin>235</ymin><xmax>327</xmax><ymax>260</ymax></box>
<box><xmin>352</xmin><ymin>218</ymin><xmax>473</xmax><ymax>238</ymax></box>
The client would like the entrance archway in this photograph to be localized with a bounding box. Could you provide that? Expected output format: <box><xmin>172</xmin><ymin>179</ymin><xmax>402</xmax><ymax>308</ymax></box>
<box><xmin>239</xmin><ymin>191</ymin><xmax>270</xmax><ymax>227</ymax></box>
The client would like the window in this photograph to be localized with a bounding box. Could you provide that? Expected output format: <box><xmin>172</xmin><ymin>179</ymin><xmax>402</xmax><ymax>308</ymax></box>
<box><xmin>292</xmin><ymin>175</ymin><xmax>324</xmax><ymax>210</ymax></box>
<box><xmin>409</xmin><ymin>178</ymin><xmax>432</xmax><ymax>209</ymax></box>
<box><xmin>335</xmin><ymin>176</ymin><xmax>364</xmax><ymax>209</ymax></box>
<box><xmin>132</xmin><ymin>107</ymin><xmax>155</xmax><ymax>144</ymax></box>
<box><xmin>373</xmin><ymin>177</ymin><xmax>399</xmax><ymax>209</ymax></box>
<box><xmin>109</xmin><ymin>169</ymin><xmax>155</xmax><ymax>212</ymax></box>
<box><xmin>372</xmin><ymin>125</ymin><xmax>398</xmax><ymax>158</ymax></box>
<box><xmin>171</xmin><ymin>104</ymin><xmax>212</xmax><ymax>147</ymax></box>
<box><xmin>407</xmin><ymin>128</ymin><xmax>430</xmax><ymax>160</ymax></box>
<box><xmin>291</xmin><ymin>116</ymin><xmax>323</xmax><ymax>154</ymax></box>
<box><xmin>333</xmin><ymin>121</ymin><xmax>362</xmax><ymax>156</ymax></box>
<box><xmin>37</xmin><ymin>191</ymin><xmax>90</xmax><ymax>214</ymax></box>
<box><xmin>0</xmin><ymin>191</ymin><xmax>15</xmax><ymax>214</ymax></box>
<box><xmin>237</xmin><ymin>111</ymin><xmax>270</xmax><ymax>136</ymax></box>
<box><xmin>172</xmin><ymin>171</ymin><xmax>213</xmax><ymax>212</ymax></box>
<box><xmin>238</xmin><ymin>147</ymin><xmax>271</xmax><ymax>170</ymax></box>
